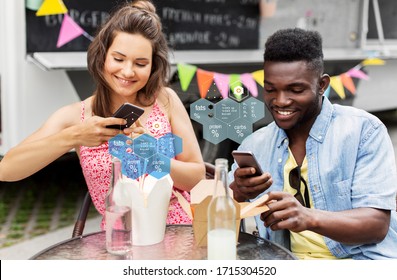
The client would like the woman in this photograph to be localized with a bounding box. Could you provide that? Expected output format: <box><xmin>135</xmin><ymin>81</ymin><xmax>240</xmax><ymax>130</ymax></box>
<box><xmin>0</xmin><ymin>0</ymin><xmax>205</xmax><ymax>227</ymax></box>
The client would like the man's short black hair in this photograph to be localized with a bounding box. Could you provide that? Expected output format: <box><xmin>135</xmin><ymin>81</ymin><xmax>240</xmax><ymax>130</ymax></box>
<box><xmin>264</xmin><ymin>28</ymin><xmax>324</xmax><ymax>74</ymax></box>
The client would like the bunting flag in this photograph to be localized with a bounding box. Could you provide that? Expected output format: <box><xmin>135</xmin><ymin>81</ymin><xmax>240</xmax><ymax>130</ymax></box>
<box><xmin>178</xmin><ymin>64</ymin><xmax>197</xmax><ymax>91</ymax></box>
<box><xmin>241</xmin><ymin>73</ymin><xmax>258</xmax><ymax>97</ymax></box>
<box><xmin>330</xmin><ymin>75</ymin><xmax>346</xmax><ymax>99</ymax></box>
<box><xmin>361</xmin><ymin>57</ymin><xmax>386</xmax><ymax>66</ymax></box>
<box><xmin>57</xmin><ymin>14</ymin><xmax>85</xmax><ymax>48</ymax></box>
<box><xmin>34</xmin><ymin>0</ymin><xmax>92</xmax><ymax>48</ymax></box>
<box><xmin>251</xmin><ymin>70</ymin><xmax>264</xmax><ymax>87</ymax></box>
<box><xmin>26</xmin><ymin>0</ymin><xmax>44</xmax><ymax>11</ymax></box>
<box><xmin>196</xmin><ymin>69</ymin><xmax>214</xmax><ymax>99</ymax></box>
<box><xmin>36</xmin><ymin>0</ymin><xmax>67</xmax><ymax>16</ymax></box>
<box><xmin>229</xmin><ymin>74</ymin><xmax>242</xmax><ymax>92</ymax></box>
<box><xmin>347</xmin><ymin>68</ymin><xmax>370</xmax><ymax>80</ymax></box>
<box><xmin>176</xmin><ymin>58</ymin><xmax>384</xmax><ymax>100</ymax></box>
<box><xmin>340</xmin><ymin>73</ymin><xmax>356</xmax><ymax>95</ymax></box>
<box><xmin>213</xmin><ymin>73</ymin><xmax>230</xmax><ymax>99</ymax></box>
<box><xmin>324</xmin><ymin>85</ymin><xmax>331</xmax><ymax>98</ymax></box>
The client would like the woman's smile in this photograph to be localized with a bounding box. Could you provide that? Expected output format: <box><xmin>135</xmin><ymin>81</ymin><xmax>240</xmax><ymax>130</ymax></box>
<box><xmin>115</xmin><ymin>76</ymin><xmax>136</xmax><ymax>87</ymax></box>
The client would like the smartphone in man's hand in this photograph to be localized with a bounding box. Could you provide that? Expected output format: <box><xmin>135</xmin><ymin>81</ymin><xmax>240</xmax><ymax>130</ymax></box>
<box><xmin>106</xmin><ymin>103</ymin><xmax>145</xmax><ymax>129</ymax></box>
<box><xmin>232</xmin><ymin>150</ymin><xmax>263</xmax><ymax>176</ymax></box>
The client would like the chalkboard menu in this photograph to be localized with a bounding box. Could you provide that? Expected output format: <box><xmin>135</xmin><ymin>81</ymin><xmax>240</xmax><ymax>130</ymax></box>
<box><xmin>155</xmin><ymin>0</ymin><xmax>260</xmax><ymax>50</ymax></box>
<box><xmin>26</xmin><ymin>0</ymin><xmax>260</xmax><ymax>53</ymax></box>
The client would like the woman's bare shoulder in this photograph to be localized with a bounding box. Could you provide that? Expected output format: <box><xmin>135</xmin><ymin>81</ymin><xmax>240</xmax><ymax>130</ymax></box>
<box><xmin>156</xmin><ymin>87</ymin><xmax>182</xmax><ymax>115</ymax></box>
<box><xmin>48</xmin><ymin>97</ymin><xmax>92</xmax><ymax>126</ymax></box>
<box><xmin>158</xmin><ymin>87</ymin><xmax>183</xmax><ymax>106</ymax></box>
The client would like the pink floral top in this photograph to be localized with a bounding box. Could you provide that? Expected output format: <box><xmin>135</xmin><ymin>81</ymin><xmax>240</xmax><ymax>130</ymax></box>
<box><xmin>79</xmin><ymin>101</ymin><xmax>192</xmax><ymax>229</ymax></box>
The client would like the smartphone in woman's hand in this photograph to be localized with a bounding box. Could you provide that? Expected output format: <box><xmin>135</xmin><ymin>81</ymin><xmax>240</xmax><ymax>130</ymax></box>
<box><xmin>106</xmin><ymin>103</ymin><xmax>144</xmax><ymax>129</ymax></box>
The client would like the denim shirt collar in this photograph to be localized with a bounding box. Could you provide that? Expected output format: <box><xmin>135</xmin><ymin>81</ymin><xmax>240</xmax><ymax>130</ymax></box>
<box><xmin>309</xmin><ymin>96</ymin><xmax>334</xmax><ymax>143</ymax></box>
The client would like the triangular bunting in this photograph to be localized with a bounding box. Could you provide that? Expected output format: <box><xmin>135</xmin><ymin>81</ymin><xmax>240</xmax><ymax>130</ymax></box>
<box><xmin>177</xmin><ymin>63</ymin><xmax>197</xmax><ymax>92</ymax></box>
<box><xmin>196</xmin><ymin>69</ymin><xmax>214</xmax><ymax>99</ymax></box>
<box><xmin>27</xmin><ymin>0</ymin><xmax>44</xmax><ymax>11</ymax></box>
<box><xmin>361</xmin><ymin>57</ymin><xmax>385</xmax><ymax>66</ymax></box>
<box><xmin>229</xmin><ymin>74</ymin><xmax>241</xmax><ymax>91</ymax></box>
<box><xmin>340</xmin><ymin>73</ymin><xmax>356</xmax><ymax>95</ymax></box>
<box><xmin>176</xmin><ymin>56</ymin><xmax>384</xmax><ymax>101</ymax></box>
<box><xmin>324</xmin><ymin>85</ymin><xmax>331</xmax><ymax>98</ymax></box>
<box><xmin>347</xmin><ymin>68</ymin><xmax>369</xmax><ymax>80</ymax></box>
<box><xmin>36</xmin><ymin>0</ymin><xmax>68</xmax><ymax>16</ymax></box>
<box><xmin>229</xmin><ymin>74</ymin><xmax>242</xmax><ymax>100</ymax></box>
<box><xmin>213</xmin><ymin>73</ymin><xmax>230</xmax><ymax>99</ymax></box>
<box><xmin>330</xmin><ymin>76</ymin><xmax>346</xmax><ymax>99</ymax></box>
<box><xmin>252</xmin><ymin>70</ymin><xmax>264</xmax><ymax>87</ymax></box>
<box><xmin>57</xmin><ymin>14</ymin><xmax>85</xmax><ymax>48</ymax></box>
<box><xmin>240</xmin><ymin>73</ymin><xmax>258</xmax><ymax>97</ymax></box>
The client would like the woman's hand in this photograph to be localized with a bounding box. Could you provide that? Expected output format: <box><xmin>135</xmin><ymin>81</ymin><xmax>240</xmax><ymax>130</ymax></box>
<box><xmin>123</xmin><ymin>119</ymin><xmax>151</xmax><ymax>138</ymax></box>
<box><xmin>75</xmin><ymin>116</ymin><xmax>127</xmax><ymax>146</ymax></box>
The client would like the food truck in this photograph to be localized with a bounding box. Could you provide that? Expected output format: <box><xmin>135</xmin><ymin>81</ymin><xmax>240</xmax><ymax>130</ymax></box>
<box><xmin>1</xmin><ymin>0</ymin><xmax>397</xmax><ymax>162</ymax></box>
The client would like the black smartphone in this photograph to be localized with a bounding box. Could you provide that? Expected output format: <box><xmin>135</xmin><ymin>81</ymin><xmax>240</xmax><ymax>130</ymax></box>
<box><xmin>106</xmin><ymin>103</ymin><xmax>145</xmax><ymax>129</ymax></box>
<box><xmin>232</xmin><ymin>150</ymin><xmax>263</xmax><ymax>176</ymax></box>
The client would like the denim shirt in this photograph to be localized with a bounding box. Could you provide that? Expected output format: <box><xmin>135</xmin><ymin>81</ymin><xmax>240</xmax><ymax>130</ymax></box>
<box><xmin>229</xmin><ymin>97</ymin><xmax>397</xmax><ymax>259</ymax></box>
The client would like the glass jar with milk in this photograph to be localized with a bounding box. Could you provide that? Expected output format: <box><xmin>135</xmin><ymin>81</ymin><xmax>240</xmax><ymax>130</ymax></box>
<box><xmin>207</xmin><ymin>158</ymin><xmax>237</xmax><ymax>260</ymax></box>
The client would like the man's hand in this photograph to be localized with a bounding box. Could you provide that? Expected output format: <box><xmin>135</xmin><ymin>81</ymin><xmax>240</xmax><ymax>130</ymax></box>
<box><xmin>230</xmin><ymin>167</ymin><xmax>273</xmax><ymax>202</ymax></box>
<box><xmin>259</xmin><ymin>191</ymin><xmax>390</xmax><ymax>244</ymax></box>
<box><xmin>260</xmin><ymin>191</ymin><xmax>313</xmax><ymax>232</ymax></box>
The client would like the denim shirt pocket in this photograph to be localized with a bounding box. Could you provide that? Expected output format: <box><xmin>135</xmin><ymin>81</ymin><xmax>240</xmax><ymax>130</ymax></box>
<box><xmin>329</xmin><ymin>178</ymin><xmax>353</xmax><ymax>211</ymax></box>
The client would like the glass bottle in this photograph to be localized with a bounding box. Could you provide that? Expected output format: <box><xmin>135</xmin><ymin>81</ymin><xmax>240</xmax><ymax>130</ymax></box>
<box><xmin>207</xmin><ymin>158</ymin><xmax>237</xmax><ymax>260</ymax></box>
<box><xmin>105</xmin><ymin>157</ymin><xmax>132</xmax><ymax>255</ymax></box>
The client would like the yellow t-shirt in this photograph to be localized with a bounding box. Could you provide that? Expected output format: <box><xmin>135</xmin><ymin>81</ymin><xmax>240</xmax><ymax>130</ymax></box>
<box><xmin>284</xmin><ymin>150</ymin><xmax>338</xmax><ymax>259</ymax></box>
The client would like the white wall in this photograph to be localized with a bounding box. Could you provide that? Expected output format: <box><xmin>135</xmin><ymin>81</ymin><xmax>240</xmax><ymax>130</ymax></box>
<box><xmin>0</xmin><ymin>0</ymin><xmax>80</xmax><ymax>155</ymax></box>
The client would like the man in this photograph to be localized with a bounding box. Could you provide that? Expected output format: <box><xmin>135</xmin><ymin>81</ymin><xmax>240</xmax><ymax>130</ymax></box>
<box><xmin>229</xmin><ymin>28</ymin><xmax>397</xmax><ymax>259</ymax></box>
